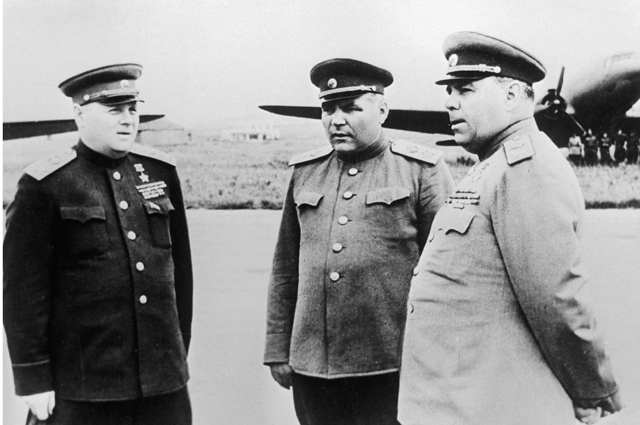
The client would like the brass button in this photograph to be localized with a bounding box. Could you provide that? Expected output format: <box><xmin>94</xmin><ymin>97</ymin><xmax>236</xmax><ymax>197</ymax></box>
<box><xmin>343</xmin><ymin>191</ymin><xmax>353</xmax><ymax>199</ymax></box>
<box><xmin>136</xmin><ymin>262</ymin><xmax>144</xmax><ymax>271</ymax></box>
<box><xmin>119</xmin><ymin>201</ymin><xmax>129</xmax><ymax>210</ymax></box>
<box><xmin>338</xmin><ymin>216</ymin><xmax>348</xmax><ymax>225</ymax></box>
<box><xmin>113</xmin><ymin>171</ymin><xmax>122</xmax><ymax>180</ymax></box>
<box><xmin>330</xmin><ymin>272</ymin><xmax>340</xmax><ymax>282</ymax></box>
<box><xmin>332</xmin><ymin>243</ymin><xmax>343</xmax><ymax>252</ymax></box>
<box><xmin>139</xmin><ymin>295</ymin><xmax>147</xmax><ymax>305</ymax></box>
<box><xmin>413</xmin><ymin>267</ymin><xmax>419</xmax><ymax>276</ymax></box>
<box><xmin>348</xmin><ymin>168</ymin><xmax>358</xmax><ymax>176</ymax></box>
<box><xmin>127</xmin><ymin>231</ymin><xmax>137</xmax><ymax>240</ymax></box>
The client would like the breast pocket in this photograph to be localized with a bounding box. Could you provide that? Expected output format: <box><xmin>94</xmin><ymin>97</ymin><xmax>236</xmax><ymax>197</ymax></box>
<box><xmin>59</xmin><ymin>206</ymin><xmax>108</xmax><ymax>257</ymax></box>
<box><xmin>144</xmin><ymin>197</ymin><xmax>174</xmax><ymax>248</ymax></box>
<box><xmin>364</xmin><ymin>187</ymin><xmax>411</xmax><ymax>223</ymax></box>
<box><xmin>428</xmin><ymin>208</ymin><xmax>475</xmax><ymax>244</ymax></box>
<box><xmin>294</xmin><ymin>191</ymin><xmax>323</xmax><ymax>214</ymax></box>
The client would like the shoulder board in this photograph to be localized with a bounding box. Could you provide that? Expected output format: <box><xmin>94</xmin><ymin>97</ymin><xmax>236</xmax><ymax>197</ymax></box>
<box><xmin>130</xmin><ymin>143</ymin><xmax>176</xmax><ymax>166</ymax></box>
<box><xmin>390</xmin><ymin>139</ymin><xmax>442</xmax><ymax>165</ymax></box>
<box><xmin>288</xmin><ymin>145</ymin><xmax>333</xmax><ymax>166</ymax></box>
<box><xmin>503</xmin><ymin>135</ymin><xmax>535</xmax><ymax>166</ymax></box>
<box><xmin>24</xmin><ymin>148</ymin><xmax>77</xmax><ymax>181</ymax></box>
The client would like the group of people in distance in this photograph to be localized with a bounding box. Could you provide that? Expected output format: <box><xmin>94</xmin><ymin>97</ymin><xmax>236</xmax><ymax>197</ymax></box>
<box><xmin>4</xmin><ymin>31</ymin><xmax>625</xmax><ymax>425</ymax></box>
<box><xmin>568</xmin><ymin>128</ymin><xmax>640</xmax><ymax>166</ymax></box>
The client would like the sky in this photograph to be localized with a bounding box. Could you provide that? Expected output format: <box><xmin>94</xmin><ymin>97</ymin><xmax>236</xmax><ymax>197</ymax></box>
<box><xmin>3</xmin><ymin>0</ymin><xmax>640</xmax><ymax>129</ymax></box>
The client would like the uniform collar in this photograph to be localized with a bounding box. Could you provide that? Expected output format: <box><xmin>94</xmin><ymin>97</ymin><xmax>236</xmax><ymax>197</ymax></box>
<box><xmin>336</xmin><ymin>130</ymin><xmax>389</xmax><ymax>164</ymax></box>
<box><xmin>477</xmin><ymin>117</ymin><xmax>538</xmax><ymax>161</ymax></box>
<box><xmin>75</xmin><ymin>140</ymin><xmax>128</xmax><ymax>168</ymax></box>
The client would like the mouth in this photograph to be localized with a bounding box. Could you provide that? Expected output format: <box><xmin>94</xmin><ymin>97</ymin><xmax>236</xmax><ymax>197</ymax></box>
<box><xmin>449</xmin><ymin>118</ymin><xmax>465</xmax><ymax>130</ymax></box>
<box><xmin>330</xmin><ymin>132</ymin><xmax>351</xmax><ymax>140</ymax></box>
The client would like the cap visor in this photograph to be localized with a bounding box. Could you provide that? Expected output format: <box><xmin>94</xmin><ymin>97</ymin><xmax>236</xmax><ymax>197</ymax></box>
<box><xmin>321</xmin><ymin>92</ymin><xmax>369</xmax><ymax>104</ymax></box>
<box><xmin>91</xmin><ymin>95</ymin><xmax>143</xmax><ymax>106</ymax></box>
<box><xmin>435</xmin><ymin>75</ymin><xmax>487</xmax><ymax>85</ymax></box>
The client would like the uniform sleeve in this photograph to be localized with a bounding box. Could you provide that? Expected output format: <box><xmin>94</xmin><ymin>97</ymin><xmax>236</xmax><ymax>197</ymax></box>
<box><xmin>492</xmin><ymin>158</ymin><xmax>622</xmax><ymax>413</ymax></box>
<box><xmin>168</xmin><ymin>168</ymin><xmax>194</xmax><ymax>353</ymax></box>
<box><xmin>416</xmin><ymin>159</ymin><xmax>455</xmax><ymax>250</ymax></box>
<box><xmin>263</xmin><ymin>172</ymin><xmax>300</xmax><ymax>365</ymax></box>
<box><xmin>3</xmin><ymin>175</ymin><xmax>55</xmax><ymax>396</ymax></box>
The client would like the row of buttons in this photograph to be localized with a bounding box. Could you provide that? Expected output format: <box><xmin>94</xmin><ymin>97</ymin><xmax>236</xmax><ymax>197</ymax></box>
<box><xmin>113</xmin><ymin>171</ymin><xmax>148</xmax><ymax>306</ymax></box>
<box><xmin>329</xmin><ymin>171</ymin><xmax>359</xmax><ymax>282</ymax></box>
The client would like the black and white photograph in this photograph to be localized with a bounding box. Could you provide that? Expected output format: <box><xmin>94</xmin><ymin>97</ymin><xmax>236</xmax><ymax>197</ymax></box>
<box><xmin>3</xmin><ymin>1</ymin><xmax>639</xmax><ymax>424</ymax></box>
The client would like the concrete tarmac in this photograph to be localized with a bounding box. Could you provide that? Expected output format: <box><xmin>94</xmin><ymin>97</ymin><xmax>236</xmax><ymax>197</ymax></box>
<box><xmin>3</xmin><ymin>209</ymin><xmax>639</xmax><ymax>424</ymax></box>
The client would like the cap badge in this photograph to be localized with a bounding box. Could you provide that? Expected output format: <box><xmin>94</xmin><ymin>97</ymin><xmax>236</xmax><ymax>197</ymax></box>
<box><xmin>327</xmin><ymin>78</ymin><xmax>337</xmax><ymax>89</ymax></box>
<box><xmin>121</xmin><ymin>80</ymin><xmax>130</xmax><ymax>88</ymax></box>
<box><xmin>448</xmin><ymin>54</ymin><xmax>458</xmax><ymax>67</ymax></box>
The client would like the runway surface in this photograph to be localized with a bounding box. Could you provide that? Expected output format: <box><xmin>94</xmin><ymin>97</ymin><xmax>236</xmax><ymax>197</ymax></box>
<box><xmin>4</xmin><ymin>209</ymin><xmax>639</xmax><ymax>424</ymax></box>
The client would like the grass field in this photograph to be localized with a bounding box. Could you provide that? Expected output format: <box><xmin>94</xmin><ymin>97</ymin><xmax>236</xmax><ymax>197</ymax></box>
<box><xmin>3</xmin><ymin>120</ymin><xmax>640</xmax><ymax>209</ymax></box>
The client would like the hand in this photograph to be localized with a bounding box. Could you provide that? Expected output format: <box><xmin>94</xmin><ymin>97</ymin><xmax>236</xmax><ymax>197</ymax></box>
<box><xmin>21</xmin><ymin>391</ymin><xmax>55</xmax><ymax>421</ymax></box>
<box><xmin>574</xmin><ymin>406</ymin><xmax>610</xmax><ymax>424</ymax></box>
<box><xmin>269</xmin><ymin>363</ymin><xmax>293</xmax><ymax>389</ymax></box>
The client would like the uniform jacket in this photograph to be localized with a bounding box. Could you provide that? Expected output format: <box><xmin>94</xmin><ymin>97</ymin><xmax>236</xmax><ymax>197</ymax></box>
<box><xmin>3</xmin><ymin>141</ymin><xmax>193</xmax><ymax>401</ymax></box>
<box><xmin>398</xmin><ymin>119</ymin><xmax>621</xmax><ymax>425</ymax></box>
<box><xmin>264</xmin><ymin>134</ymin><xmax>454</xmax><ymax>378</ymax></box>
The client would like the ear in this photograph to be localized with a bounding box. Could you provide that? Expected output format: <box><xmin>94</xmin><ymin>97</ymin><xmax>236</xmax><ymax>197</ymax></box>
<box><xmin>505</xmin><ymin>81</ymin><xmax>523</xmax><ymax>103</ymax></box>
<box><xmin>72</xmin><ymin>103</ymin><xmax>84</xmax><ymax>128</ymax></box>
<box><xmin>378</xmin><ymin>98</ymin><xmax>389</xmax><ymax>125</ymax></box>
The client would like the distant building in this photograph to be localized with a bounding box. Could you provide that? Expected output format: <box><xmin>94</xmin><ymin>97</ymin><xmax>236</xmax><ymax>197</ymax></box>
<box><xmin>222</xmin><ymin>122</ymin><xmax>281</xmax><ymax>141</ymax></box>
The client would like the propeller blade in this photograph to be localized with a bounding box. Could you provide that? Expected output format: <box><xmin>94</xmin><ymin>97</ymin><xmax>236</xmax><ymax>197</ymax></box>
<box><xmin>556</xmin><ymin>66</ymin><xmax>565</xmax><ymax>95</ymax></box>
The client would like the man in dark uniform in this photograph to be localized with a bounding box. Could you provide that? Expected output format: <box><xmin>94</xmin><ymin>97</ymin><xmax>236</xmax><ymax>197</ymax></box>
<box><xmin>613</xmin><ymin>129</ymin><xmax>628</xmax><ymax>164</ymax></box>
<box><xmin>264</xmin><ymin>58</ymin><xmax>454</xmax><ymax>425</ymax></box>
<box><xmin>398</xmin><ymin>32</ymin><xmax>622</xmax><ymax>425</ymax></box>
<box><xmin>3</xmin><ymin>64</ymin><xmax>194</xmax><ymax>424</ymax></box>
<box><xmin>628</xmin><ymin>130</ymin><xmax>639</xmax><ymax>164</ymax></box>
<box><xmin>599</xmin><ymin>131</ymin><xmax>613</xmax><ymax>165</ymax></box>
<box><xmin>583</xmin><ymin>129</ymin><xmax>599</xmax><ymax>166</ymax></box>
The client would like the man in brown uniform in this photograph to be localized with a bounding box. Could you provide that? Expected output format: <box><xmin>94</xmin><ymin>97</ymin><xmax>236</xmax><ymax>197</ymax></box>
<box><xmin>398</xmin><ymin>32</ymin><xmax>622</xmax><ymax>425</ymax></box>
<box><xmin>264</xmin><ymin>58</ymin><xmax>454</xmax><ymax>425</ymax></box>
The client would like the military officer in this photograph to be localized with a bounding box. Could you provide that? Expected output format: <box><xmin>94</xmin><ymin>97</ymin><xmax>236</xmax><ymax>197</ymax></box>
<box><xmin>264</xmin><ymin>58</ymin><xmax>454</xmax><ymax>425</ymax></box>
<box><xmin>398</xmin><ymin>32</ymin><xmax>622</xmax><ymax>425</ymax></box>
<box><xmin>3</xmin><ymin>64</ymin><xmax>194</xmax><ymax>424</ymax></box>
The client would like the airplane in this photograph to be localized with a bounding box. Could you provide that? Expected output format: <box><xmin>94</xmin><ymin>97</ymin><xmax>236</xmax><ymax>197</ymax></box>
<box><xmin>3</xmin><ymin>115</ymin><xmax>165</xmax><ymax>141</ymax></box>
<box><xmin>259</xmin><ymin>52</ymin><xmax>640</xmax><ymax>148</ymax></box>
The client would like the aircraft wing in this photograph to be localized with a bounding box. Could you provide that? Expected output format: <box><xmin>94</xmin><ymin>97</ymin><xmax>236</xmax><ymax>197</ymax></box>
<box><xmin>259</xmin><ymin>105</ymin><xmax>453</xmax><ymax>136</ymax></box>
<box><xmin>3</xmin><ymin>114</ymin><xmax>165</xmax><ymax>141</ymax></box>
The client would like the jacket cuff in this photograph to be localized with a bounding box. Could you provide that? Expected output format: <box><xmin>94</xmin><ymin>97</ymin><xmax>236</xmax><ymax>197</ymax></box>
<box><xmin>12</xmin><ymin>360</ymin><xmax>54</xmax><ymax>396</ymax></box>
<box><xmin>574</xmin><ymin>389</ymin><xmax>623</xmax><ymax>413</ymax></box>
<box><xmin>264</xmin><ymin>333</ymin><xmax>291</xmax><ymax>364</ymax></box>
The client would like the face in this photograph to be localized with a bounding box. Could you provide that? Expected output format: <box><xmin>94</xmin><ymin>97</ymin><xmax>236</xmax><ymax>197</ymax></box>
<box><xmin>321</xmin><ymin>94</ymin><xmax>388</xmax><ymax>154</ymax></box>
<box><xmin>444</xmin><ymin>77</ymin><xmax>510</xmax><ymax>154</ymax></box>
<box><xmin>75</xmin><ymin>101</ymin><xmax>139</xmax><ymax>158</ymax></box>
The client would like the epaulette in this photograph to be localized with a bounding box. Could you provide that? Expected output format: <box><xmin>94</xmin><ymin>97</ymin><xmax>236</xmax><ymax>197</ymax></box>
<box><xmin>503</xmin><ymin>135</ymin><xmax>535</xmax><ymax>165</ymax></box>
<box><xmin>24</xmin><ymin>147</ymin><xmax>77</xmax><ymax>181</ymax></box>
<box><xmin>130</xmin><ymin>143</ymin><xmax>176</xmax><ymax>166</ymax></box>
<box><xmin>288</xmin><ymin>145</ymin><xmax>333</xmax><ymax>166</ymax></box>
<box><xmin>390</xmin><ymin>139</ymin><xmax>442</xmax><ymax>165</ymax></box>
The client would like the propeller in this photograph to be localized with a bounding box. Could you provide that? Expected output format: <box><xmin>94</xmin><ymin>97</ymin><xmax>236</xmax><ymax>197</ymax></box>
<box><xmin>536</xmin><ymin>67</ymin><xmax>585</xmax><ymax>136</ymax></box>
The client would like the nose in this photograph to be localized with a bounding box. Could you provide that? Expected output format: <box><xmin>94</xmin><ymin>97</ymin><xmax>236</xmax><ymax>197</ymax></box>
<box><xmin>119</xmin><ymin>110</ymin><xmax>134</xmax><ymax>126</ymax></box>
<box><xmin>444</xmin><ymin>94</ymin><xmax>458</xmax><ymax>111</ymax></box>
<box><xmin>331</xmin><ymin>110</ymin><xmax>346</xmax><ymax>127</ymax></box>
